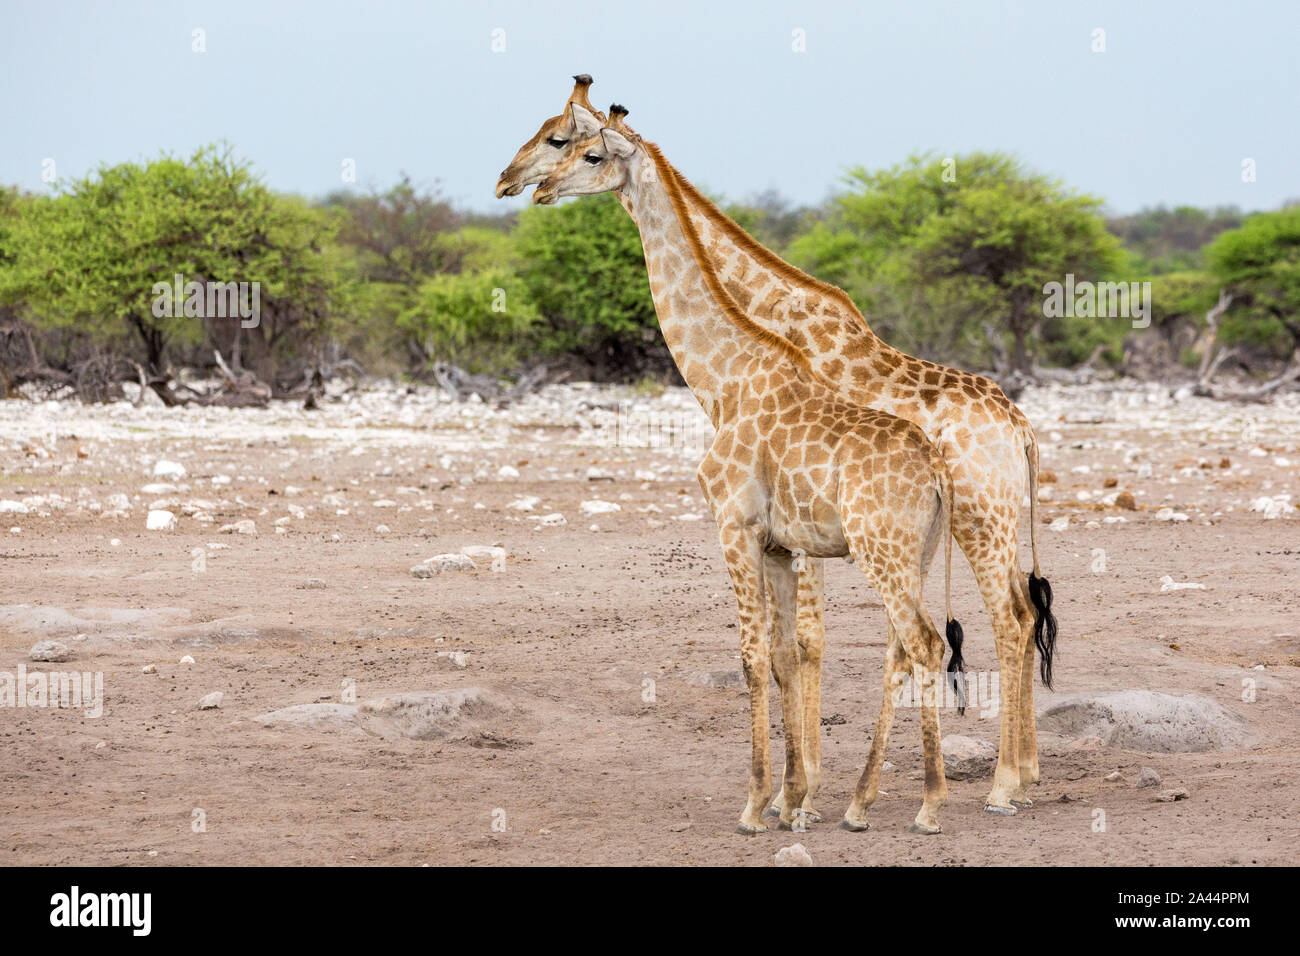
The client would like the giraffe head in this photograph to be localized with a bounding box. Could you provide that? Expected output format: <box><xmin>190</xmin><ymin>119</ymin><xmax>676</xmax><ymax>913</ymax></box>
<box><xmin>532</xmin><ymin>104</ymin><xmax>639</xmax><ymax>205</ymax></box>
<box><xmin>494</xmin><ymin>75</ymin><xmax>606</xmax><ymax>198</ymax></box>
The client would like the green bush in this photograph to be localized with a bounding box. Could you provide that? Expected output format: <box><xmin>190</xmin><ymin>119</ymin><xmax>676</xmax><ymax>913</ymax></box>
<box><xmin>398</xmin><ymin>268</ymin><xmax>538</xmax><ymax>375</ymax></box>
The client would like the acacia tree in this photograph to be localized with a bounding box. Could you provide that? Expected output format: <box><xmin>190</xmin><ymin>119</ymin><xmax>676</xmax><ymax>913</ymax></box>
<box><xmin>3</xmin><ymin>144</ymin><xmax>340</xmax><ymax>394</ymax></box>
<box><xmin>1205</xmin><ymin>206</ymin><xmax>1300</xmax><ymax>393</ymax></box>
<box><xmin>789</xmin><ymin>152</ymin><xmax>1122</xmax><ymax>373</ymax></box>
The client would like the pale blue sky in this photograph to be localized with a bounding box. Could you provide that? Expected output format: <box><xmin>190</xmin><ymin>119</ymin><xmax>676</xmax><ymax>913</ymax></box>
<box><xmin>3</xmin><ymin>0</ymin><xmax>1297</xmax><ymax>214</ymax></box>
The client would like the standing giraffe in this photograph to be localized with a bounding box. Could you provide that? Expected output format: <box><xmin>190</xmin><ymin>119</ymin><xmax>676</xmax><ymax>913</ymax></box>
<box><xmin>646</xmin><ymin>125</ymin><xmax>1057</xmax><ymax>815</ymax></box>
<box><xmin>549</xmin><ymin>99</ymin><xmax>1057</xmax><ymax>814</ymax></box>
<box><xmin>534</xmin><ymin>108</ymin><xmax>970</xmax><ymax>834</ymax></box>
<box><xmin>497</xmin><ymin>80</ymin><xmax>835</xmax><ymax>823</ymax></box>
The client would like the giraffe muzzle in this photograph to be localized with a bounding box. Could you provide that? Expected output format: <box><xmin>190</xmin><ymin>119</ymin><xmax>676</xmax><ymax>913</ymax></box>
<box><xmin>495</xmin><ymin>171</ymin><xmax>525</xmax><ymax>199</ymax></box>
<box><xmin>532</xmin><ymin>181</ymin><xmax>559</xmax><ymax>205</ymax></box>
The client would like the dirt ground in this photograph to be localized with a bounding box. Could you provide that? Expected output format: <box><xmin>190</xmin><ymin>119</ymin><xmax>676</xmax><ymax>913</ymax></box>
<box><xmin>1</xmin><ymin>382</ymin><xmax>1298</xmax><ymax>866</ymax></box>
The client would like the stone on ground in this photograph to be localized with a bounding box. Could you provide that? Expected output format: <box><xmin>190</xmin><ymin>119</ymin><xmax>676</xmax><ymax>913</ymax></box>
<box><xmin>941</xmin><ymin>735</ymin><xmax>997</xmax><ymax>779</ymax></box>
<box><xmin>1037</xmin><ymin>690</ymin><xmax>1256</xmax><ymax>752</ymax></box>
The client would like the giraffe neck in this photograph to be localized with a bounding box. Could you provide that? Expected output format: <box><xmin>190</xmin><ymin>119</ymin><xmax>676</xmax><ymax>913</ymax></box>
<box><xmin>616</xmin><ymin>151</ymin><xmax>811</xmax><ymax>427</ymax></box>
<box><xmin>657</xmin><ymin>160</ymin><xmax>915</xmax><ymax>409</ymax></box>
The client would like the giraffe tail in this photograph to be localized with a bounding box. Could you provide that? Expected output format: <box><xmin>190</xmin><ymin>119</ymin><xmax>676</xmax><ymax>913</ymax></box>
<box><xmin>938</xmin><ymin>461</ymin><xmax>967</xmax><ymax>715</ymax></box>
<box><xmin>1025</xmin><ymin>429</ymin><xmax>1058</xmax><ymax>689</ymax></box>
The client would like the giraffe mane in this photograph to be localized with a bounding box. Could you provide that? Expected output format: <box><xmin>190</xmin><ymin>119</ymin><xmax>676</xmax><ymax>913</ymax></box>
<box><xmin>641</xmin><ymin>141</ymin><xmax>843</xmax><ymax>390</ymax></box>
<box><xmin>647</xmin><ymin>148</ymin><xmax>877</xmax><ymax>336</ymax></box>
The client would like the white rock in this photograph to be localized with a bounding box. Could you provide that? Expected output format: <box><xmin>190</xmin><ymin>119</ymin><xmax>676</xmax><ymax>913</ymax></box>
<box><xmin>29</xmin><ymin>640</ymin><xmax>70</xmax><ymax>662</ymax></box>
<box><xmin>1249</xmin><ymin>495</ymin><xmax>1295</xmax><ymax>519</ymax></box>
<box><xmin>106</xmin><ymin>493</ymin><xmax>131</xmax><ymax>511</ymax></box>
<box><xmin>153</xmin><ymin>460</ymin><xmax>186</xmax><ymax>479</ymax></box>
<box><xmin>774</xmin><ymin>843</ymin><xmax>814</xmax><ymax>867</ymax></box>
<box><xmin>219</xmin><ymin>519</ymin><xmax>256</xmax><ymax>535</ymax></box>
<box><xmin>580</xmin><ymin>499</ymin><xmax>621</xmax><ymax>516</ymax></box>
<box><xmin>146</xmin><ymin>509</ymin><xmax>176</xmax><ymax>531</ymax></box>
<box><xmin>179</xmin><ymin>655</ymin><xmax>195</xmax><ymax>665</ymax></box>
<box><xmin>0</xmin><ymin>500</ymin><xmax>29</xmax><ymax>514</ymax></box>
<box><xmin>535</xmin><ymin>513</ymin><xmax>567</xmax><ymax>527</ymax></box>
<box><xmin>423</xmin><ymin>553</ymin><xmax>477</xmax><ymax>572</ymax></box>
<box><xmin>1159</xmin><ymin>575</ymin><xmax>1206</xmax><ymax>592</ymax></box>
<box><xmin>506</xmin><ymin>495</ymin><xmax>540</xmax><ymax>512</ymax></box>
<box><xmin>197</xmin><ymin>692</ymin><xmax>224</xmax><ymax>710</ymax></box>
<box><xmin>1048</xmin><ymin>516</ymin><xmax>1069</xmax><ymax>531</ymax></box>
<box><xmin>497</xmin><ymin>465</ymin><xmax>520</xmax><ymax>479</ymax></box>
<box><xmin>141</xmin><ymin>483</ymin><xmax>177</xmax><ymax>495</ymax></box>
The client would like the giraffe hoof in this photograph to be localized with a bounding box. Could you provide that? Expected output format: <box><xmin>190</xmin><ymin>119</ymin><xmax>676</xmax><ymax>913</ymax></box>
<box><xmin>764</xmin><ymin>805</ymin><xmax>780</xmax><ymax>819</ymax></box>
<box><xmin>839</xmin><ymin>817</ymin><xmax>871</xmax><ymax>832</ymax></box>
<box><xmin>908</xmin><ymin>822</ymin><xmax>942</xmax><ymax>835</ymax></box>
<box><xmin>983</xmin><ymin>804</ymin><xmax>1017</xmax><ymax>816</ymax></box>
<box><xmin>736</xmin><ymin>822</ymin><xmax>767</xmax><ymax>836</ymax></box>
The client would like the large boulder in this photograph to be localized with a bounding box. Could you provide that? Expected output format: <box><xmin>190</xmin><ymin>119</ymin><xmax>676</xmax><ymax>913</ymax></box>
<box><xmin>1037</xmin><ymin>691</ymin><xmax>1256</xmax><ymax>753</ymax></box>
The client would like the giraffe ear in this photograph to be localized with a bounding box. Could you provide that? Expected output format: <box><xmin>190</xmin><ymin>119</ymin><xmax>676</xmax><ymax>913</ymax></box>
<box><xmin>600</xmin><ymin>128</ymin><xmax>636</xmax><ymax>159</ymax></box>
<box><xmin>570</xmin><ymin>102</ymin><xmax>602</xmax><ymax>138</ymax></box>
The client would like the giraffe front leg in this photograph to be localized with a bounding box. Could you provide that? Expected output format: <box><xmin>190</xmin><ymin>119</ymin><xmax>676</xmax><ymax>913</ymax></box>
<box><xmin>718</xmin><ymin>522</ymin><xmax>775</xmax><ymax>835</ymax></box>
<box><xmin>763</xmin><ymin>551</ymin><xmax>808</xmax><ymax>831</ymax></box>
<box><xmin>770</xmin><ymin>558</ymin><xmax>825</xmax><ymax>824</ymax></box>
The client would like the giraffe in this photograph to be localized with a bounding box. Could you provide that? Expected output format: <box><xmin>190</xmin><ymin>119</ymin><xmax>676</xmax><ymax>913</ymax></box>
<box><xmin>533</xmin><ymin>107</ymin><xmax>969</xmax><ymax>834</ymax></box>
<box><xmin>578</xmin><ymin>100</ymin><xmax>1058</xmax><ymax>814</ymax></box>
<box><xmin>496</xmin><ymin>79</ymin><xmax>834</xmax><ymax>822</ymax></box>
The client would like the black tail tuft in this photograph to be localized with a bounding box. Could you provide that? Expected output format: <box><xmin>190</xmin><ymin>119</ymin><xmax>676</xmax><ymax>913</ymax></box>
<box><xmin>1028</xmin><ymin>573</ymin><xmax>1058</xmax><ymax>689</ymax></box>
<box><xmin>945</xmin><ymin>618</ymin><xmax>967</xmax><ymax>716</ymax></box>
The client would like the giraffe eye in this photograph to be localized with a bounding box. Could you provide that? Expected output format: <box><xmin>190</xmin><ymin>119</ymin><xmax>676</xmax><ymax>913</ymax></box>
<box><xmin>584</xmin><ymin>153</ymin><xmax>603</xmax><ymax>165</ymax></box>
<box><xmin>546</xmin><ymin>137</ymin><xmax>568</xmax><ymax>148</ymax></box>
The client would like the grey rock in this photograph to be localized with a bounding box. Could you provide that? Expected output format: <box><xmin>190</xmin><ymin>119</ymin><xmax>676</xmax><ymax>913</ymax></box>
<box><xmin>197</xmin><ymin>691</ymin><xmax>224</xmax><ymax>710</ymax></box>
<box><xmin>1136</xmin><ymin>766</ymin><xmax>1162</xmax><ymax>788</ymax></box>
<box><xmin>423</xmin><ymin>553</ymin><xmax>477</xmax><ymax>572</ymax></box>
<box><xmin>29</xmin><ymin>640</ymin><xmax>70</xmax><ymax>662</ymax></box>
<box><xmin>941</xmin><ymin>735</ymin><xmax>997</xmax><ymax>780</ymax></box>
<box><xmin>1038</xmin><ymin>690</ymin><xmax>1256</xmax><ymax>753</ymax></box>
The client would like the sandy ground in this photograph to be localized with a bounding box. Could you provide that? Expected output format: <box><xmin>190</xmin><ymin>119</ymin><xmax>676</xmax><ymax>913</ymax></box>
<box><xmin>1</xmin><ymin>381</ymin><xmax>1298</xmax><ymax>866</ymax></box>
